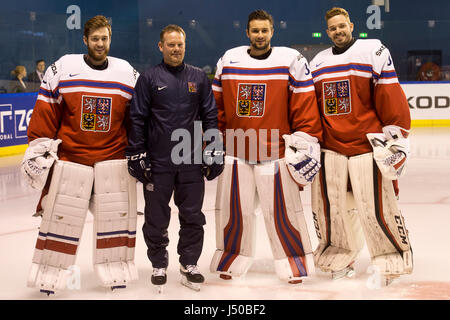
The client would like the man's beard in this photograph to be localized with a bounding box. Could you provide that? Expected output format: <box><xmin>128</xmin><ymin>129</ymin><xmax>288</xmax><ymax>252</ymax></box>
<box><xmin>250</xmin><ymin>40</ymin><xmax>270</xmax><ymax>52</ymax></box>
<box><xmin>87</xmin><ymin>46</ymin><xmax>109</xmax><ymax>63</ymax></box>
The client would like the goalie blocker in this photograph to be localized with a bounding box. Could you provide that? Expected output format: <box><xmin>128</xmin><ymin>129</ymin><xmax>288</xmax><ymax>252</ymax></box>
<box><xmin>28</xmin><ymin>159</ymin><xmax>138</xmax><ymax>294</ymax></box>
<box><xmin>312</xmin><ymin>149</ymin><xmax>413</xmax><ymax>279</ymax></box>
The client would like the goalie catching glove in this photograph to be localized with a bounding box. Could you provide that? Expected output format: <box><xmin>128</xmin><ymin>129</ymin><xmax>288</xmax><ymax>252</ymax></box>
<box><xmin>21</xmin><ymin>138</ymin><xmax>62</xmax><ymax>190</ymax></box>
<box><xmin>366</xmin><ymin>125</ymin><xmax>410</xmax><ymax>180</ymax></box>
<box><xmin>125</xmin><ymin>147</ymin><xmax>152</xmax><ymax>184</ymax></box>
<box><xmin>283</xmin><ymin>131</ymin><xmax>321</xmax><ymax>186</ymax></box>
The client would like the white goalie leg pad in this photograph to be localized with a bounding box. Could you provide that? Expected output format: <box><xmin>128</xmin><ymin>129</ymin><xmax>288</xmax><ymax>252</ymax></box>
<box><xmin>372</xmin><ymin>251</ymin><xmax>413</xmax><ymax>277</ymax></box>
<box><xmin>274</xmin><ymin>254</ymin><xmax>315</xmax><ymax>282</ymax></box>
<box><xmin>91</xmin><ymin>159</ymin><xmax>138</xmax><ymax>288</ymax></box>
<box><xmin>210</xmin><ymin>250</ymin><xmax>254</xmax><ymax>278</ymax></box>
<box><xmin>348</xmin><ymin>152</ymin><xmax>413</xmax><ymax>276</ymax></box>
<box><xmin>254</xmin><ymin>159</ymin><xmax>314</xmax><ymax>281</ymax></box>
<box><xmin>28</xmin><ymin>160</ymin><xmax>93</xmax><ymax>292</ymax></box>
<box><xmin>210</xmin><ymin>156</ymin><xmax>257</xmax><ymax>277</ymax></box>
<box><xmin>312</xmin><ymin>150</ymin><xmax>364</xmax><ymax>272</ymax></box>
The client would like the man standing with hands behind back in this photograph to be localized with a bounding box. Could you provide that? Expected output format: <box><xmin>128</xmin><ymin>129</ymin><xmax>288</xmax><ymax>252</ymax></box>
<box><xmin>310</xmin><ymin>7</ymin><xmax>413</xmax><ymax>285</ymax></box>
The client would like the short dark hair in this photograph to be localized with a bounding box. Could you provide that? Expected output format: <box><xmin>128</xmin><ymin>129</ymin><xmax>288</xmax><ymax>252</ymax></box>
<box><xmin>84</xmin><ymin>15</ymin><xmax>112</xmax><ymax>38</ymax></box>
<box><xmin>35</xmin><ymin>59</ymin><xmax>44</xmax><ymax>65</ymax></box>
<box><xmin>247</xmin><ymin>9</ymin><xmax>274</xmax><ymax>30</ymax></box>
<box><xmin>160</xmin><ymin>24</ymin><xmax>186</xmax><ymax>42</ymax></box>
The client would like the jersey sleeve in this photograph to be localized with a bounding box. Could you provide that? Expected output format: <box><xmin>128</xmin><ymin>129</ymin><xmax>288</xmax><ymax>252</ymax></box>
<box><xmin>127</xmin><ymin>71</ymin><xmax>151</xmax><ymax>151</ymax></box>
<box><xmin>211</xmin><ymin>56</ymin><xmax>226</xmax><ymax>133</ymax></box>
<box><xmin>123</xmin><ymin>65</ymin><xmax>140</xmax><ymax>135</ymax></box>
<box><xmin>288</xmin><ymin>53</ymin><xmax>323</xmax><ymax>142</ymax></box>
<box><xmin>27</xmin><ymin>59</ymin><xmax>64</xmax><ymax>142</ymax></box>
<box><xmin>198</xmin><ymin>70</ymin><xmax>218</xmax><ymax>132</ymax></box>
<box><xmin>372</xmin><ymin>45</ymin><xmax>411</xmax><ymax>130</ymax></box>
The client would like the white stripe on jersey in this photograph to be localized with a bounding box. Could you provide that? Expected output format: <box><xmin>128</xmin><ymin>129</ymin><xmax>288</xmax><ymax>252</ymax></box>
<box><xmin>377</xmin><ymin>78</ymin><xmax>399</xmax><ymax>85</ymax></box>
<box><xmin>212</xmin><ymin>85</ymin><xmax>222</xmax><ymax>92</ymax></box>
<box><xmin>221</xmin><ymin>74</ymin><xmax>289</xmax><ymax>81</ymax></box>
<box><xmin>58</xmin><ymin>87</ymin><xmax>132</xmax><ymax>100</ymax></box>
<box><xmin>291</xmin><ymin>86</ymin><xmax>315</xmax><ymax>93</ymax></box>
<box><xmin>37</xmin><ymin>95</ymin><xmax>62</xmax><ymax>104</ymax></box>
<box><xmin>313</xmin><ymin>70</ymin><xmax>373</xmax><ymax>83</ymax></box>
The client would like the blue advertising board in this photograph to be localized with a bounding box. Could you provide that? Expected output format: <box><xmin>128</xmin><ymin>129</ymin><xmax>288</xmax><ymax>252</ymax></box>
<box><xmin>0</xmin><ymin>93</ymin><xmax>37</xmax><ymax>155</ymax></box>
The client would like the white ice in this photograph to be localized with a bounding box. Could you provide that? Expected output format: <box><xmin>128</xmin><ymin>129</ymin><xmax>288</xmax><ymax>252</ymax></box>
<box><xmin>1</xmin><ymin>127</ymin><xmax>449</xmax><ymax>300</ymax></box>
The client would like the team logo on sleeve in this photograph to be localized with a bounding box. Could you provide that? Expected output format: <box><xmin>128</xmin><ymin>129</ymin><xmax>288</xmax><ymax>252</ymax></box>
<box><xmin>322</xmin><ymin>80</ymin><xmax>351</xmax><ymax>116</ymax></box>
<box><xmin>80</xmin><ymin>95</ymin><xmax>112</xmax><ymax>132</ymax></box>
<box><xmin>236</xmin><ymin>83</ymin><xmax>266</xmax><ymax>117</ymax></box>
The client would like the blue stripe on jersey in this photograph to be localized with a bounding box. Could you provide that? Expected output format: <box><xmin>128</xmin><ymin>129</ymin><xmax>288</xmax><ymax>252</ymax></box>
<box><xmin>289</xmin><ymin>76</ymin><xmax>314</xmax><ymax>88</ymax></box>
<box><xmin>38</xmin><ymin>88</ymin><xmax>59</xmax><ymax>99</ymax></box>
<box><xmin>222</xmin><ymin>67</ymin><xmax>289</xmax><ymax>75</ymax></box>
<box><xmin>379</xmin><ymin>70</ymin><xmax>397</xmax><ymax>79</ymax></box>
<box><xmin>59</xmin><ymin>80</ymin><xmax>134</xmax><ymax>95</ymax></box>
<box><xmin>312</xmin><ymin>64</ymin><xmax>373</xmax><ymax>77</ymax></box>
<box><xmin>213</xmin><ymin>78</ymin><xmax>221</xmax><ymax>87</ymax></box>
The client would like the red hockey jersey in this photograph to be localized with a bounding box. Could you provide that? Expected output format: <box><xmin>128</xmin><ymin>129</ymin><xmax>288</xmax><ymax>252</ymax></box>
<box><xmin>28</xmin><ymin>54</ymin><xmax>138</xmax><ymax>166</ymax></box>
<box><xmin>212</xmin><ymin>46</ymin><xmax>322</xmax><ymax>162</ymax></box>
<box><xmin>310</xmin><ymin>39</ymin><xmax>411</xmax><ymax>156</ymax></box>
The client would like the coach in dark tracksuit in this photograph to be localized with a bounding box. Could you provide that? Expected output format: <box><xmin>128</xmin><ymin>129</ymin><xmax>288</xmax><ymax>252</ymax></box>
<box><xmin>126</xmin><ymin>25</ymin><xmax>222</xmax><ymax>276</ymax></box>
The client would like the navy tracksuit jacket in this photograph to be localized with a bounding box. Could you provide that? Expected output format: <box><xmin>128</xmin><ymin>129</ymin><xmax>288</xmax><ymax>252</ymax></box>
<box><xmin>127</xmin><ymin>61</ymin><xmax>218</xmax><ymax>268</ymax></box>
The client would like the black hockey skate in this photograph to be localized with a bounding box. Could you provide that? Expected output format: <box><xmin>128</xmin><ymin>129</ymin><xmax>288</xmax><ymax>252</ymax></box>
<box><xmin>180</xmin><ymin>265</ymin><xmax>204</xmax><ymax>291</ymax></box>
<box><xmin>151</xmin><ymin>268</ymin><xmax>167</xmax><ymax>293</ymax></box>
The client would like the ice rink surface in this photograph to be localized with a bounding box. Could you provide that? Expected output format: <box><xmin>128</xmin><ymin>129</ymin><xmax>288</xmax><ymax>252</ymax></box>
<box><xmin>0</xmin><ymin>127</ymin><xmax>449</xmax><ymax>301</ymax></box>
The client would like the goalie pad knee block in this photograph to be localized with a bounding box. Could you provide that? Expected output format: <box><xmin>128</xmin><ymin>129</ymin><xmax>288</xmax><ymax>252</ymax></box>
<box><xmin>28</xmin><ymin>160</ymin><xmax>93</xmax><ymax>292</ymax></box>
<box><xmin>311</xmin><ymin>150</ymin><xmax>365</xmax><ymax>272</ymax></box>
<box><xmin>348</xmin><ymin>152</ymin><xmax>413</xmax><ymax>275</ymax></box>
<box><xmin>91</xmin><ymin>159</ymin><xmax>138</xmax><ymax>287</ymax></box>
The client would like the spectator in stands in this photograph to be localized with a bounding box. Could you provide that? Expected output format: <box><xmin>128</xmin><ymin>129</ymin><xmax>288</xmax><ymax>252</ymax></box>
<box><xmin>28</xmin><ymin>59</ymin><xmax>46</xmax><ymax>91</ymax></box>
<box><xmin>9</xmin><ymin>65</ymin><xmax>28</xmax><ymax>93</ymax></box>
